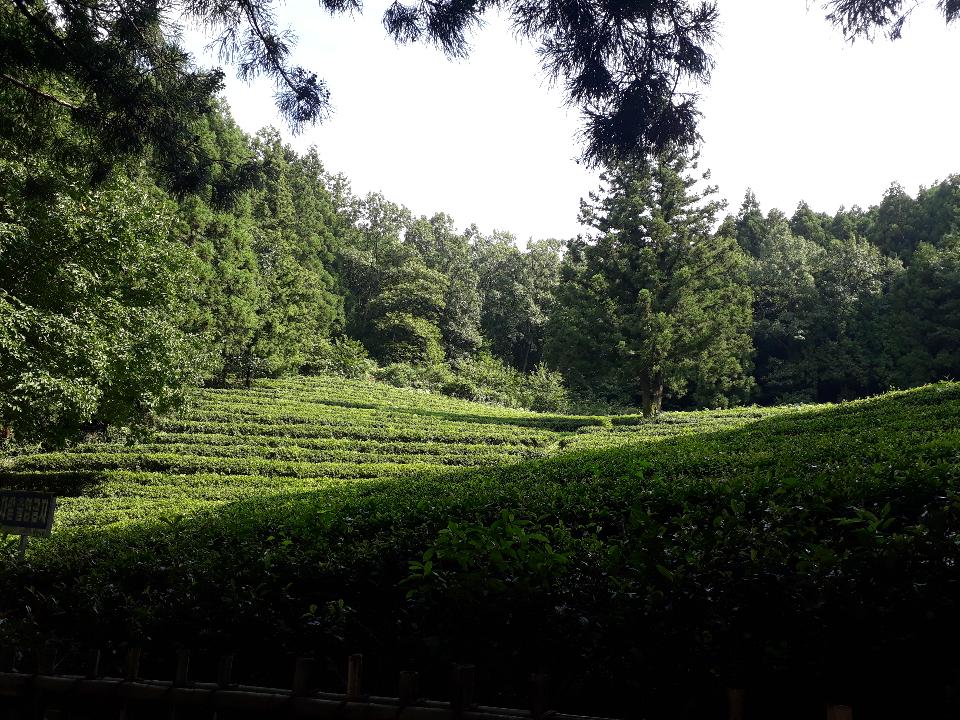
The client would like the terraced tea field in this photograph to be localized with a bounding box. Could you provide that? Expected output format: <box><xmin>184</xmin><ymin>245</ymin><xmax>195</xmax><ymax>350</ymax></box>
<box><xmin>4</xmin><ymin>378</ymin><xmax>960</xmax><ymax>718</ymax></box>
<box><xmin>1</xmin><ymin>375</ymin><xmax>784</xmax><ymax>533</ymax></box>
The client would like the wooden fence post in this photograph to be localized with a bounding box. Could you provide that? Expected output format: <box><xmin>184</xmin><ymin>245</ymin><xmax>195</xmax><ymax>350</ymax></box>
<box><xmin>217</xmin><ymin>655</ymin><xmax>234</xmax><ymax>688</ymax></box>
<box><xmin>124</xmin><ymin>647</ymin><xmax>142</xmax><ymax>681</ymax></box>
<box><xmin>346</xmin><ymin>654</ymin><xmax>363</xmax><ymax>700</ymax></box>
<box><xmin>38</xmin><ymin>642</ymin><xmax>56</xmax><ymax>675</ymax></box>
<box><xmin>116</xmin><ymin>647</ymin><xmax>142</xmax><ymax>720</ymax></box>
<box><xmin>529</xmin><ymin>673</ymin><xmax>549</xmax><ymax>720</ymax></box>
<box><xmin>451</xmin><ymin>664</ymin><xmax>476</xmax><ymax>714</ymax></box>
<box><xmin>398</xmin><ymin>671</ymin><xmax>419</xmax><ymax>706</ymax></box>
<box><xmin>174</xmin><ymin>649</ymin><xmax>191</xmax><ymax>687</ymax></box>
<box><xmin>827</xmin><ymin>705</ymin><xmax>852</xmax><ymax>720</ymax></box>
<box><xmin>293</xmin><ymin>657</ymin><xmax>318</xmax><ymax>696</ymax></box>
<box><xmin>727</xmin><ymin>688</ymin><xmax>745</xmax><ymax>720</ymax></box>
<box><xmin>86</xmin><ymin>649</ymin><xmax>101</xmax><ymax>679</ymax></box>
<box><xmin>0</xmin><ymin>645</ymin><xmax>15</xmax><ymax>671</ymax></box>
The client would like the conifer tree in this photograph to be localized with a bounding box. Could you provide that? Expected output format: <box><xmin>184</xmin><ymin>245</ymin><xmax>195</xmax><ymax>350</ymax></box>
<box><xmin>548</xmin><ymin>148</ymin><xmax>753</xmax><ymax>415</ymax></box>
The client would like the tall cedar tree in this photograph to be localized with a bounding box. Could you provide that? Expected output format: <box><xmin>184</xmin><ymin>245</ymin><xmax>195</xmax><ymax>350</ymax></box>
<box><xmin>548</xmin><ymin>148</ymin><xmax>753</xmax><ymax>415</ymax></box>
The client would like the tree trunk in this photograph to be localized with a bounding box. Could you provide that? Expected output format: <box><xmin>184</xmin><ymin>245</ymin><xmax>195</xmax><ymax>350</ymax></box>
<box><xmin>220</xmin><ymin>351</ymin><xmax>229</xmax><ymax>387</ymax></box>
<box><xmin>639</xmin><ymin>372</ymin><xmax>664</xmax><ymax>417</ymax></box>
<box><xmin>651</xmin><ymin>379</ymin><xmax>663</xmax><ymax>415</ymax></box>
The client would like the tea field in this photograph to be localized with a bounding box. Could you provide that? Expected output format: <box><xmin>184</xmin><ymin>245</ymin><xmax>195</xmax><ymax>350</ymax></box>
<box><xmin>0</xmin><ymin>375</ymin><xmax>785</xmax><ymax>533</ymax></box>
<box><xmin>3</xmin><ymin>377</ymin><xmax>960</xmax><ymax>719</ymax></box>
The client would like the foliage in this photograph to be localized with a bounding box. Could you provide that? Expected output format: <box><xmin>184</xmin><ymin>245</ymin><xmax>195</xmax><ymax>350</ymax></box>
<box><xmin>2</xmin><ymin>377</ymin><xmax>960</xmax><ymax>716</ymax></box>
<box><xmin>374</xmin><ymin>362</ymin><xmax>453</xmax><ymax>393</ymax></box>
<box><xmin>548</xmin><ymin>148</ymin><xmax>754</xmax><ymax>415</ymax></box>
<box><xmin>407</xmin><ymin>214</ymin><xmax>484</xmax><ymax>359</ymax></box>
<box><xmin>827</xmin><ymin>0</ymin><xmax>960</xmax><ymax>39</ymax></box>
<box><xmin>473</xmin><ymin>233</ymin><xmax>563</xmax><ymax>371</ymax></box>
<box><xmin>5</xmin><ymin>0</ymin><xmax>956</xmax><ymax>171</ymax></box>
<box><xmin>884</xmin><ymin>237</ymin><xmax>960</xmax><ymax>386</ymax></box>
<box><xmin>302</xmin><ymin>337</ymin><xmax>373</xmax><ymax>379</ymax></box>
<box><xmin>371</xmin><ymin>353</ymin><xmax>570</xmax><ymax>413</ymax></box>
<box><xmin>448</xmin><ymin>354</ymin><xmax>570</xmax><ymax>412</ymax></box>
<box><xmin>404</xmin><ymin>511</ymin><xmax>571</xmax><ymax>601</ymax></box>
<box><xmin>170</xmin><ymin>123</ymin><xmax>345</xmax><ymax>385</ymax></box>
<box><xmin>2</xmin><ymin>0</ymin><xmax>722</xmax><ymax>162</ymax></box>
<box><xmin>730</xmin><ymin>190</ymin><xmax>911</xmax><ymax>403</ymax></box>
<box><xmin>0</xmin><ymin>141</ymin><xmax>204</xmax><ymax>444</ymax></box>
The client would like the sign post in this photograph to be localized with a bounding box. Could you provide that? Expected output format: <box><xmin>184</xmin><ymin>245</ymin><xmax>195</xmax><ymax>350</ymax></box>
<box><xmin>0</xmin><ymin>491</ymin><xmax>56</xmax><ymax>558</ymax></box>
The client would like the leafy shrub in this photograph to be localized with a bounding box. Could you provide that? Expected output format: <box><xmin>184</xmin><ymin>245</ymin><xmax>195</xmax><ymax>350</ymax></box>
<box><xmin>369</xmin><ymin>352</ymin><xmax>570</xmax><ymax>413</ymax></box>
<box><xmin>373</xmin><ymin>362</ymin><xmax>453</xmax><ymax>391</ymax></box>
<box><xmin>440</xmin><ymin>377</ymin><xmax>479</xmax><ymax>400</ymax></box>
<box><xmin>522</xmin><ymin>363</ymin><xmax>570</xmax><ymax>413</ymax></box>
<box><xmin>302</xmin><ymin>337</ymin><xmax>374</xmax><ymax>379</ymax></box>
<box><xmin>447</xmin><ymin>354</ymin><xmax>570</xmax><ymax>412</ymax></box>
<box><xmin>404</xmin><ymin>511</ymin><xmax>571</xmax><ymax>600</ymax></box>
<box><xmin>448</xmin><ymin>353</ymin><xmax>521</xmax><ymax>405</ymax></box>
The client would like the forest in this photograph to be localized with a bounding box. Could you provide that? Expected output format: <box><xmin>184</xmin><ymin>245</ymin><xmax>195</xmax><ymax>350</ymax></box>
<box><xmin>3</xmin><ymin>59</ymin><xmax>960</xmax><ymax>442</ymax></box>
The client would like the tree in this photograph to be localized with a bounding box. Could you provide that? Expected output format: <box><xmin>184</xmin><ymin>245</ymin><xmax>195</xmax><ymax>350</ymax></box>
<box><xmin>868</xmin><ymin>182</ymin><xmax>922</xmax><ymax>260</ymax></box>
<box><xmin>337</xmin><ymin>194</ymin><xmax>450</xmax><ymax>365</ymax></box>
<box><xmin>472</xmin><ymin>232</ymin><xmax>562</xmax><ymax>371</ymax></box>
<box><xmin>884</xmin><ymin>237</ymin><xmax>960</xmax><ymax>387</ymax></box>
<box><xmin>6</xmin><ymin>0</ymin><xmax>956</xmax><ymax>166</ymax></box>
<box><xmin>2</xmin><ymin>0</ymin><xmax>720</xmax><ymax>164</ymax></box>
<box><xmin>175</xmin><ymin>198</ymin><xmax>264</xmax><ymax>382</ymax></box>
<box><xmin>547</xmin><ymin>148</ymin><xmax>753</xmax><ymax>416</ymax></box>
<box><xmin>826</xmin><ymin>0</ymin><xmax>959</xmax><ymax>40</ymax></box>
<box><xmin>240</xmin><ymin>130</ymin><xmax>343</xmax><ymax>381</ymax></box>
<box><xmin>0</xmin><ymin>0</ymin><xmax>222</xmax><ymax>179</ymax></box>
<box><xmin>728</xmin><ymin>189</ymin><xmax>767</xmax><ymax>257</ymax></box>
<box><xmin>748</xmin><ymin>218</ymin><xmax>903</xmax><ymax>402</ymax></box>
<box><xmin>804</xmin><ymin>236</ymin><xmax>902</xmax><ymax>400</ymax></box>
<box><xmin>790</xmin><ymin>201</ymin><xmax>833</xmax><ymax>247</ymax></box>
<box><xmin>0</xmin><ymin>153</ymin><xmax>203</xmax><ymax>443</ymax></box>
<box><xmin>406</xmin><ymin>214</ymin><xmax>483</xmax><ymax>358</ymax></box>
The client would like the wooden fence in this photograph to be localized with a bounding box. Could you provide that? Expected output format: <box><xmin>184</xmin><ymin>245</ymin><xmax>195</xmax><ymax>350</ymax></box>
<box><xmin>0</xmin><ymin>647</ymin><xmax>854</xmax><ymax>720</ymax></box>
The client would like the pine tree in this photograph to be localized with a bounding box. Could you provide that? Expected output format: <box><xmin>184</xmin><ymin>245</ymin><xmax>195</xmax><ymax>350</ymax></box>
<box><xmin>548</xmin><ymin>148</ymin><xmax>754</xmax><ymax>415</ymax></box>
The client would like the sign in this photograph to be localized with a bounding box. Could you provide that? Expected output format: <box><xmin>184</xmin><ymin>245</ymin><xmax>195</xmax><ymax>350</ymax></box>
<box><xmin>0</xmin><ymin>491</ymin><xmax>56</xmax><ymax>537</ymax></box>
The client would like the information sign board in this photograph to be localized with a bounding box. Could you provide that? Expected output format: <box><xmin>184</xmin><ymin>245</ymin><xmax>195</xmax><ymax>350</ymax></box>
<box><xmin>0</xmin><ymin>491</ymin><xmax>56</xmax><ymax>537</ymax></box>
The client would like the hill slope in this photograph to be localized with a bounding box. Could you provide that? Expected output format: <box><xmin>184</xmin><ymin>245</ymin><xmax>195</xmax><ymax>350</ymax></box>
<box><xmin>1</xmin><ymin>375</ymin><xmax>781</xmax><ymax>532</ymax></box>
<box><xmin>3</xmin><ymin>379</ymin><xmax>960</xmax><ymax>719</ymax></box>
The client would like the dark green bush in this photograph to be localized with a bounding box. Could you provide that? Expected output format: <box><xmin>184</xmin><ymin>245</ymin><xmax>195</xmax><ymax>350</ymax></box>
<box><xmin>446</xmin><ymin>354</ymin><xmax>570</xmax><ymax>412</ymax></box>
<box><xmin>302</xmin><ymin>337</ymin><xmax>374</xmax><ymax>379</ymax></box>
<box><xmin>373</xmin><ymin>362</ymin><xmax>453</xmax><ymax>391</ymax></box>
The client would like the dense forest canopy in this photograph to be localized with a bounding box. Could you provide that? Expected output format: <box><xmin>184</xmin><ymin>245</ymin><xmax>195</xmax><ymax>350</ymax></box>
<box><xmin>2</xmin><ymin>67</ymin><xmax>960</xmax><ymax>441</ymax></box>
<box><xmin>2</xmin><ymin>0</ymin><xmax>960</xmax><ymax>443</ymax></box>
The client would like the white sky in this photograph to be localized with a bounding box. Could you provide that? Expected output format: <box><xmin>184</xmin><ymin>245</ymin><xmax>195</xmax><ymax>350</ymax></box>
<box><xmin>183</xmin><ymin>1</ymin><xmax>959</xmax><ymax>242</ymax></box>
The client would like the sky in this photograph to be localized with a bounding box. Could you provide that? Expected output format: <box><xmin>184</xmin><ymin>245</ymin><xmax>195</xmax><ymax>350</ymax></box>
<box><xmin>183</xmin><ymin>1</ymin><xmax>959</xmax><ymax>243</ymax></box>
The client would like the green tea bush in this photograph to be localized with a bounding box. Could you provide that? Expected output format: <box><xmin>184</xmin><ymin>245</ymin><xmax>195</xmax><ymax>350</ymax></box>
<box><xmin>3</xmin><ymin>379</ymin><xmax>960</xmax><ymax>718</ymax></box>
<box><xmin>404</xmin><ymin>510</ymin><xmax>572</xmax><ymax>601</ymax></box>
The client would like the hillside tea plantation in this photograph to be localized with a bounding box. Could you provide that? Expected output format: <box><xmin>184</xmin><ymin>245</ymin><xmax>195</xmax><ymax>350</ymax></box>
<box><xmin>3</xmin><ymin>377</ymin><xmax>960</xmax><ymax>719</ymax></box>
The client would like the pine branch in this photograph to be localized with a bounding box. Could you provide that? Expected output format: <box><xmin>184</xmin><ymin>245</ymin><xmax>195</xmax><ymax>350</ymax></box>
<box><xmin>0</xmin><ymin>73</ymin><xmax>79</xmax><ymax>110</ymax></box>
